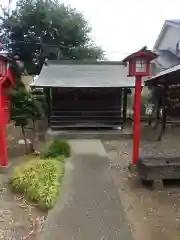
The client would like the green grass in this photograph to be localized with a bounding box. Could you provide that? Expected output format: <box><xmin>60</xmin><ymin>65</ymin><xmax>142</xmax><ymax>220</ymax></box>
<box><xmin>40</xmin><ymin>139</ymin><xmax>71</xmax><ymax>160</ymax></box>
<box><xmin>11</xmin><ymin>159</ymin><xmax>64</xmax><ymax>210</ymax></box>
<box><xmin>11</xmin><ymin>140</ymin><xmax>71</xmax><ymax>209</ymax></box>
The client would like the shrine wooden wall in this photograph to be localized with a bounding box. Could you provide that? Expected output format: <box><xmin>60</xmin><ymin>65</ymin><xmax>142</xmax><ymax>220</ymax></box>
<box><xmin>166</xmin><ymin>86</ymin><xmax>180</xmax><ymax>118</ymax></box>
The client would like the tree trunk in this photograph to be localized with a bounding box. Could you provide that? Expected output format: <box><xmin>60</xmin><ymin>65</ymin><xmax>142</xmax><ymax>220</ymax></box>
<box><xmin>21</xmin><ymin>125</ymin><xmax>29</xmax><ymax>155</ymax></box>
<box><xmin>30</xmin><ymin>119</ymin><xmax>36</xmax><ymax>153</ymax></box>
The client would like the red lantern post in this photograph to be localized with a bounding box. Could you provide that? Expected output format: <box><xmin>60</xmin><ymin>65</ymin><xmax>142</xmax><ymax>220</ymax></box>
<box><xmin>0</xmin><ymin>53</ymin><xmax>16</xmax><ymax>169</ymax></box>
<box><xmin>123</xmin><ymin>47</ymin><xmax>158</xmax><ymax>164</ymax></box>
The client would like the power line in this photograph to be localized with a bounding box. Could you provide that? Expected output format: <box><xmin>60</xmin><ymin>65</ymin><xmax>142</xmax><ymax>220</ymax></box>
<box><xmin>11</xmin><ymin>42</ymin><xmax>131</xmax><ymax>54</ymax></box>
<box><xmin>1</xmin><ymin>38</ymin><xmax>132</xmax><ymax>55</ymax></box>
<box><xmin>11</xmin><ymin>40</ymin><xmax>129</xmax><ymax>53</ymax></box>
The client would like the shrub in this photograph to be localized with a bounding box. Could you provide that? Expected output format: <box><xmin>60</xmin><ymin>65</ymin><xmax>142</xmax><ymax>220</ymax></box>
<box><xmin>41</xmin><ymin>140</ymin><xmax>70</xmax><ymax>159</ymax></box>
<box><xmin>11</xmin><ymin>159</ymin><xmax>64</xmax><ymax>209</ymax></box>
<box><xmin>56</xmin><ymin>155</ymin><xmax>68</xmax><ymax>163</ymax></box>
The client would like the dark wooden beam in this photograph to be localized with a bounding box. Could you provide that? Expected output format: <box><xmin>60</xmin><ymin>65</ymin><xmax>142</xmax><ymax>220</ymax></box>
<box><xmin>44</xmin><ymin>87</ymin><xmax>51</xmax><ymax>127</ymax></box>
<box><xmin>155</xmin><ymin>97</ymin><xmax>161</xmax><ymax>128</ymax></box>
<box><xmin>122</xmin><ymin>88</ymin><xmax>128</xmax><ymax>123</ymax></box>
<box><xmin>158</xmin><ymin>86</ymin><xmax>167</xmax><ymax>141</ymax></box>
<box><xmin>148</xmin><ymin>86</ymin><xmax>162</xmax><ymax>128</ymax></box>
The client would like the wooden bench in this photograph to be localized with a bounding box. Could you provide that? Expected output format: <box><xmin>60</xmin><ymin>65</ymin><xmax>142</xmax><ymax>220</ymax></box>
<box><xmin>137</xmin><ymin>157</ymin><xmax>180</xmax><ymax>189</ymax></box>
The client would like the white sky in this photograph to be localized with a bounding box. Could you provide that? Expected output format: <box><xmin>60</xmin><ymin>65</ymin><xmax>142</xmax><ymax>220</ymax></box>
<box><xmin>1</xmin><ymin>0</ymin><xmax>180</xmax><ymax>60</ymax></box>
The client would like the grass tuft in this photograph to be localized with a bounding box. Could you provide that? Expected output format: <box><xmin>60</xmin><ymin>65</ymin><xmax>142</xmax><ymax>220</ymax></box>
<box><xmin>11</xmin><ymin>159</ymin><xmax>64</xmax><ymax>210</ymax></box>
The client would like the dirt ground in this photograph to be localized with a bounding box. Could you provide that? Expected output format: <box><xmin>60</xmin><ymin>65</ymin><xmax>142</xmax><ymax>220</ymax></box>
<box><xmin>103</xmin><ymin>124</ymin><xmax>180</xmax><ymax>240</ymax></box>
<box><xmin>0</xmin><ymin>156</ymin><xmax>47</xmax><ymax>240</ymax></box>
<box><xmin>0</xmin><ymin>123</ymin><xmax>48</xmax><ymax>240</ymax></box>
<box><xmin>5</xmin><ymin>120</ymin><xmax>180</xmax><ymax>239</ymax></box>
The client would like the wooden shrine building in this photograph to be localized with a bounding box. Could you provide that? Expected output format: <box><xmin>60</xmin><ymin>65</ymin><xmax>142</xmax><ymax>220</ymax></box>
<box><xmin>135</xmin><ymin>63</ymin><xmax>180</xmax><ymax>186</ymax></box>
<box><xmin>31</xmin><ymin>61</ymin><xmax>136</xmax><ymax>130</ymax></box>
<box><xmin>146</xmin><ymin>63</ymin><xmax>180</xmax><ymax>140</ymax></box>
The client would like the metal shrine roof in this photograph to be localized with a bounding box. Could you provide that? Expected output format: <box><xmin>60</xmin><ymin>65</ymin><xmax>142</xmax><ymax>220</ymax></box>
<box><xmin>146</xmin><ymin>63</ymin><xmax>180</xmax><ymax>82</ymax></box>
<box><xmin>31</xmin><ymin>61</ymin><xmax>136</xmax><ymax>88</ymax></box>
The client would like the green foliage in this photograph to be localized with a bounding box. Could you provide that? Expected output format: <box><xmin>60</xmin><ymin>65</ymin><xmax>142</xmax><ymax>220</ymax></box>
<box><xmin>8</xmin><ymin>58</ymin><xmax>26</xmax><ymax>88</ymax></box>
<box><xmin>7</xmin><ymin>86</ymin><xmax>46</xmax><ymax>154</ymax></box>
<box><xmin>0</xmin><ymin>0</ymin><xmax>104</xmax><ymax>74</ymax></box>
<box><xmin>8</xmin><ymin>88</ymin><xmax>29</xmax><ymax>126</ymax></box>
<box><xmin>41</xmin><ymin>140</ymin><xmax>71</xmax><ymax>159</ymax></box>
<box><xmin>11</xmin><ymin>159</ymin><xmax>64</xmax><ymax>209</ymax></box>
<box><xmin>8</xmin><ymin>87</ymin><xmax>46</xmax><ymax>127</ymax></box>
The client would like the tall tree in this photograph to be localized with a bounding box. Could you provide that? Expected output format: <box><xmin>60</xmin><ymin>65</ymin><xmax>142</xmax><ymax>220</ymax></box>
<box><xmin>0</xmin><ymin>0</ymin><xmax>104</xmax><ymax>74</ymax></box>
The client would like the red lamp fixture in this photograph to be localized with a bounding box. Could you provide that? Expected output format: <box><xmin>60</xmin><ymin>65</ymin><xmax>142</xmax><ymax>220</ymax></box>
<box><xmin>123</xmin><ymin>46</ymin><xmax>157</xmax><ymax>77</ymax></box>
<box><xmin>122</xmin><ymin>47</ymin><xmax>158</xmax><ymax>165</ymax></box>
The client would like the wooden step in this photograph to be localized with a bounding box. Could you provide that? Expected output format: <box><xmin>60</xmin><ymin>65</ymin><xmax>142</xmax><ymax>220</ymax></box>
<box><xmin>52</xmin><ymin>106</ymin><xmax>121</xmax><ymax>111</ymax></box>
<box><xmin>50</xmin><ymin>115</ymin><xmax>121</xmax><ymax>120</ymax></box>
<box><xmin>51</xmin><ymin>110</ymin><xmax>121</xmax><ymax>117</ymax></box>
<box><xmin>50</xmin><ymin>123</ymin><xmax>121</xmax><ymax>130</ymax></box>
<box><xmin>50</xmin><ymin>119</ymin><xmax>121</xmax><ymax>125</ymax></box>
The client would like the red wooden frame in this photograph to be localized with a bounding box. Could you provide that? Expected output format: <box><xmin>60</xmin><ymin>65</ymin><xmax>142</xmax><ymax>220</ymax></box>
<box><xmin>0</xmin><ymin>55</ymin><xmax>16</xmax><ymax>167</ymax></box>
<box><xmin>123</xmin><ymin>48</ymin><xmax>158</xmax><ymax>164</ymax></box>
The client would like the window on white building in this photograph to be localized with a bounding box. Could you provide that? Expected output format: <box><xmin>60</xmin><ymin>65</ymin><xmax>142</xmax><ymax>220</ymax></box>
<box><xmin>176</xmin><ymin>41</ymin><xmax>180</xmax><ymax>53</ymax></box>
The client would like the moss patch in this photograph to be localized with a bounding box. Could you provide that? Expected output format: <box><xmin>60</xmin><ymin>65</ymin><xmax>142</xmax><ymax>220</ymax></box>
<box><xmin>40</xmin><ymin>140</ymin><xmax>70</xmax><ymax>159</ymax></box>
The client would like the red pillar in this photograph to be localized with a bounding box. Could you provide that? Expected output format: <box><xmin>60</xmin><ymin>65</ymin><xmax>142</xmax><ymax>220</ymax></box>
<box><xmin>0</xmin><ymin>88</ymin><xmax>8</xmax><ymax>167</ymax></box>
<box><xmin>0</xmin><ymin>125</ymin><xmax>8</xmax><ymax>167</ymax></box>
<box><xmin>133</xmin><ymin>76</ymin><xmax>142</xmax><ymax>164</ymax></box>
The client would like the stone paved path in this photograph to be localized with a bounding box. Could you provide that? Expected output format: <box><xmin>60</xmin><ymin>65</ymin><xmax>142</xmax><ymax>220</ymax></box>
<box><xmin>39</xmin><ymin>140</ymin><xmax>133</xmax><ymax>240</ymax></box>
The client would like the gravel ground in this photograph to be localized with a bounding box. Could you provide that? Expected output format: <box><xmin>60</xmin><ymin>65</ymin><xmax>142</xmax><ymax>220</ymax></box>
<box><xmin>103</xmin><ymin>124</ymin><xmax>180</xmax><ymax>240</ymax></box>
<box><xmin>139</xmin><ymin>125</ymin><xmax>180</xmax><ymax>157</ymax></box>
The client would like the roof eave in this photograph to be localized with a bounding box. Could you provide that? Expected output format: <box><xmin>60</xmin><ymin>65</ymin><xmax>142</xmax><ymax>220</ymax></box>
<box><xmin>153</xmin><ymin>21</ymin><xmax>168</xmax><ymax>51</ymax></box>
<box><xmin>122</xmin><ymin>48</ymin><xmax>158</xmax><ymax>63</ymax></box>
<box><xmin>154</xmin><ymin>20</ymin><xmax>180</xmax><ymax>51</ymax></box>
<box><xmin>47</xmin><ymin>60</ymin><xmax>125</xmax><ymax>65</ymax></box>
<box><xmin>146</xmin><ymin>64</ymin><xmax>180</xmax><ymax>84</ymax></box>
